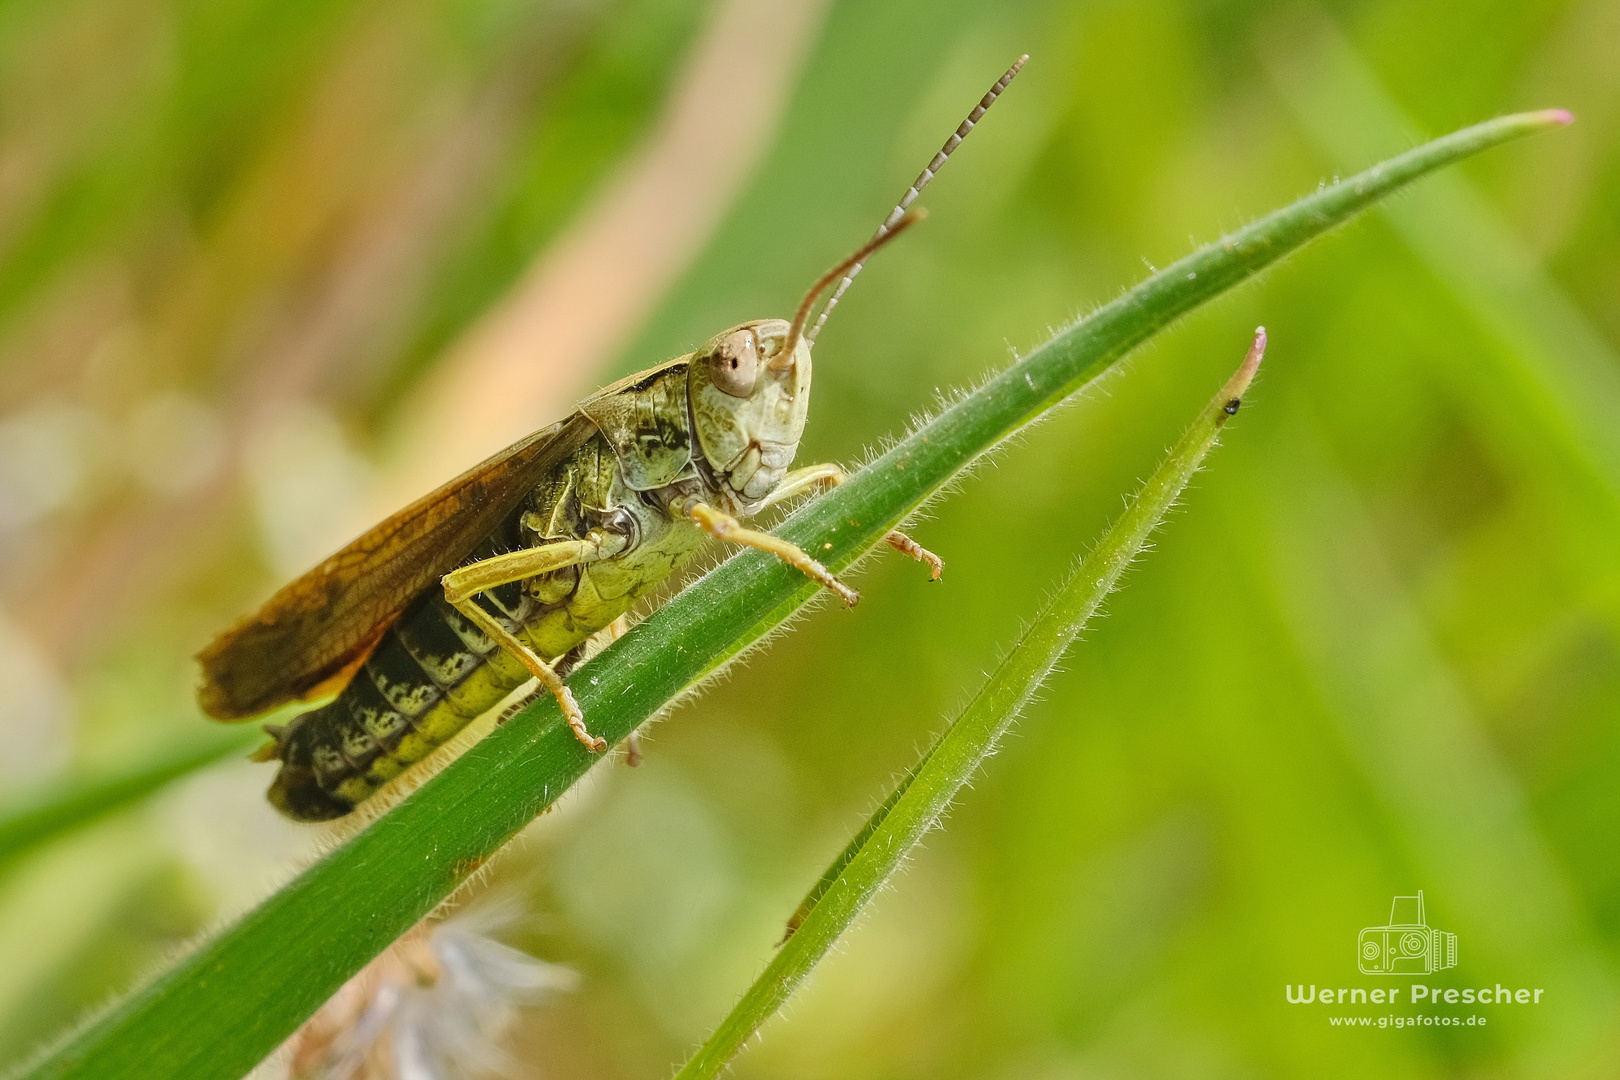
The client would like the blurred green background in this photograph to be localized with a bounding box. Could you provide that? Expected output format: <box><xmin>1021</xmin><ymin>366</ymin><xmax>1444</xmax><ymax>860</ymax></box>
<box><xmin>0</xmin><ymin>0</ymin><xmax>1617</xmax><ymax>1076</ymax></box>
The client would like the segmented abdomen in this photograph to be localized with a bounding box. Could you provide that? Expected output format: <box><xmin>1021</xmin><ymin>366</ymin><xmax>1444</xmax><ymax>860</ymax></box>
<box><xmin>265</xmin><ymin>581</ymin><xmax>538</xmax><ymax>820</ymax></box>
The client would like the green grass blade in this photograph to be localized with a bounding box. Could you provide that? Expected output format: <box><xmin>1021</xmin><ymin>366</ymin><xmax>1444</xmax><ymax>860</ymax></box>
<box><xmin>0</xmin><ymin>730</ymin><xmax>262</xmax><ymax>870</ymax></box>
<box><xmin>11</xmin><ymin>111</ymin><xmax>1563</xmax><ymax>1080</ymax></box>
<box><xmin>675</xmin><ymin>330</ymin><xmax>1266</xmax><ymax>1080</ymax></box>
<box><xmin>781</xmin><ymin>740</ymin><xmax>936</xmax><ymax>942</ymax></box>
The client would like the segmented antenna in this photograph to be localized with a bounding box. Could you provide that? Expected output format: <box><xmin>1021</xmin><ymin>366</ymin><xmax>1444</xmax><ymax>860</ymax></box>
<box><xmin>773</xmin><ymin>210</ymin><xmax>925</xmax><ymax>371</ymax></box>
<box><xmin>806</xmin><ymin>54</ymin><xmax>1027</xmax><ymax>344</ymax></box>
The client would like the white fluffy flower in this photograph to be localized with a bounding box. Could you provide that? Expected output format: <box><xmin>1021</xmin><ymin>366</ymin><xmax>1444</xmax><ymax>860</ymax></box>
<box><xmin>255</xmin><ymin>907</ymin><xmax>577</xmax><ymax>1080</ymax></box>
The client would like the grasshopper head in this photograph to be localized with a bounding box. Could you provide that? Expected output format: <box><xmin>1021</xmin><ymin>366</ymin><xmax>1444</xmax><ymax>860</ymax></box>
<box><xmin>687</xmin><ymin>209</ymin><xmax>923</xmax><ymax>510</ymax></box>
<box><xmin>688</xmin><ymin>317</ymin><xmax>810</xmax><ymax>507</ymax></box>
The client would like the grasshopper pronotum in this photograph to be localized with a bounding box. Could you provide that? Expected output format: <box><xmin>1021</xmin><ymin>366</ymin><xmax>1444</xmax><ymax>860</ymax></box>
<box><xmin>196</xmin><ymin>57</ymin><xmax>1027</xmax><ymax>821</ymax></box>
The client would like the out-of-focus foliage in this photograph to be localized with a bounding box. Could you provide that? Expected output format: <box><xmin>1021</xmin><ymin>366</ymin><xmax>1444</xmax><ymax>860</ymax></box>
<box><xmin>0</xmin><ymin>0</ymin><xmax>1613</xmax><ymax>1077</ymax></box>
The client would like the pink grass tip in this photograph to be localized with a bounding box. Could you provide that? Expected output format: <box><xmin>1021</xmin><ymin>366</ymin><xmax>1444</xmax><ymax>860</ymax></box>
<box><xmin>1217</xmin><ymin>327</ymin><xmax>1266</xmax><ymax>417</ymax></box>
<box><xmin>1542</xmin><ymin>108</ymin><xmax>1575</xmax><ymax>126</ymax></box>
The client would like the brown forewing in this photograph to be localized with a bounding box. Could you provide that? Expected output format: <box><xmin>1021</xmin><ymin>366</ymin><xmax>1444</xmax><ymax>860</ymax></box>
<box><xmin>197</xmin><ymin>415</ymin><xmax>598</xmax><ymax>720</ymax></box>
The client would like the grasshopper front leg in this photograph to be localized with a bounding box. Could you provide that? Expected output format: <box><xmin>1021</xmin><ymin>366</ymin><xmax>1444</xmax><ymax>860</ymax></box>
<box><xmin>757</xmin><ymin>463</ymin><xmax>944</xmax><ymax>581</ymax></box>
<box><xmin>442</xmin><ymin>530</ymin><xmax>628</xmax><ymax>753</ymax></box>
<box><xmin>680</xmin><ymin>498</ymin><xmax>860</xmax><ymax>606</ymax></box>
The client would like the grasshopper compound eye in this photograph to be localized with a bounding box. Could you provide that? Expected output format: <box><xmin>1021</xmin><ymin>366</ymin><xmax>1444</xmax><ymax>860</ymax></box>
<box><xmin>711</xmin><ymin>330</ymin><xmax>759</xmax><ymax>397</ymax></box>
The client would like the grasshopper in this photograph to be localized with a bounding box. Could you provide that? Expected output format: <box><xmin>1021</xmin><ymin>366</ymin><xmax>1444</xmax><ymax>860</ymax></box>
<box><xmin>197</xmin><ymin>57</ymin><xmax>1026</xmax><ymax>822</ymax></box>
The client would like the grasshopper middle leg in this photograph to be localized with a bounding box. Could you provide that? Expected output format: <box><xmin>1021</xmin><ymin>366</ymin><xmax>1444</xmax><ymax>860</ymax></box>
<box><xmin>549</xmin><ymin>614</ymin><xmax>642</xmax><ymax>766</ymax></box>
<box><xmin>442</xmin><ymin>531</ymin><xmax>627</xmax><ymax>753</ymax></box>
<box><xmin>757</xmin><ymin>463</ymin><xmax>944</xmax><ymax>580</ymax></box>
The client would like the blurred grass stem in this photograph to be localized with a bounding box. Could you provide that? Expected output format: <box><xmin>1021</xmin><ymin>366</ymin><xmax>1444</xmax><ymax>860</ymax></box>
<box><xmin>0</xmin><ymin>730</ymin><xmax>263</xmax><ymax>870</ymax></box>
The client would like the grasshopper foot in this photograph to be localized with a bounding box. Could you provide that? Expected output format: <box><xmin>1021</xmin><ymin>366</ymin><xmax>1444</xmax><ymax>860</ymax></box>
<box><xmin>557</xmin><ymin>686</ymin><xmax>606</xmax><ymax>753</ymax></box>
<box><xmin>885</xmin><ymin>530</ymin><xmax>942</xmax><ymax>581</ymax></box>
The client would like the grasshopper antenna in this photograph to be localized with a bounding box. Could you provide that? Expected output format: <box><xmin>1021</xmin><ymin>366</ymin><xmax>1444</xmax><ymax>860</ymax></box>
<box><xmin>804</xmin><ymin>53</ymin><xmax>1027</xmax><ymax>346</ymax></box>
<box><xmin>772</xmin><ymin>209</ymin><xmax>925</xmax><ymax>371</ymax></box>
